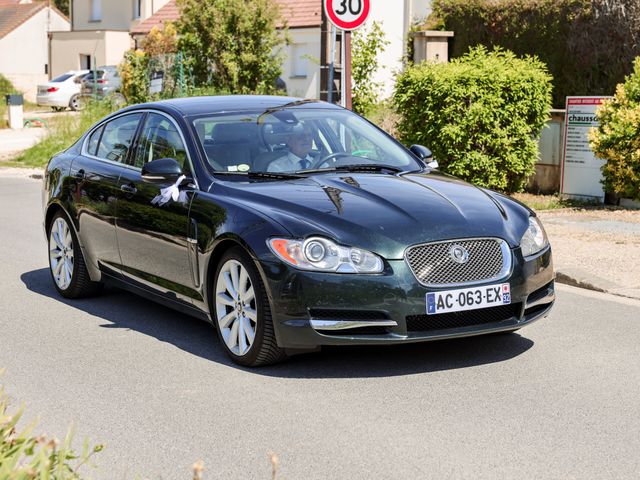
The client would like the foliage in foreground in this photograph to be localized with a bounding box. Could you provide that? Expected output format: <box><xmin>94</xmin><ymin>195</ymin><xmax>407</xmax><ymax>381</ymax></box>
<box><xmin>10</xmin><ymin>102</ymin><xmax>118</xmax><ymax>168</ymax></box>
<box><xmin>176</xmin><ymin>0</ymin><xmax>286</xmax><ymax>94</ymax></box>
<box><xmin>393</xmin><ymin>46</ymin><xmax>553</xmax><ymax>193</ymax></box>
<box><xmin>589</xmin><ymin>58</ymin><xmax>640</xmax><ymax>201</ymax></box>
<box><xmin>0</xmin><ymin>375</ymin><xmax>103</xmax><ymax>478</ymax></box>
<box><xmin>352</xmin><ymin>21</ymin><xmax>390</xmax><ymax>116</ymax></box>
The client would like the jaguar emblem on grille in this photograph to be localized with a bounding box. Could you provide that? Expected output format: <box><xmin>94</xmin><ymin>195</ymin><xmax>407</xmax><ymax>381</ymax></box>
<box><xmin>449</xmin><ymin>244</ymin><xmax>470</xmax><ymax>264</ymax></box>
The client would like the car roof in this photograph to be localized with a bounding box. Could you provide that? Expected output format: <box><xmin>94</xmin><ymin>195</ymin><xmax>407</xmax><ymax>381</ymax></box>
<box><xmin>123</xmin><ymin>95</ymin><xmax>343</xmax><ymax>117</ymax></box>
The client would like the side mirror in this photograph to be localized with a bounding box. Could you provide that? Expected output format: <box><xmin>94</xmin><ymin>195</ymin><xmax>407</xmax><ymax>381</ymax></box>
<box><xmin>410</xmin><ymin>144</ymin><xmax>433</xmax><ymax>161</ymax></box>
<box><xmin>409</xmin><ymin>144</ymin><xmax>439</xmax><ymax>170</ymax></box>
<box><xmin>141</xmin><ymin>158</ymin><xmax>184</xmax><ymax>184</ymax></box>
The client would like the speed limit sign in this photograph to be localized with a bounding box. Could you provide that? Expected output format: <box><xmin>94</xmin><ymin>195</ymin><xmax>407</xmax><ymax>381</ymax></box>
<box><xmin>324</xmin><ymin>0</ymin><xmax>371</xmax><ymax>31</ymax></box>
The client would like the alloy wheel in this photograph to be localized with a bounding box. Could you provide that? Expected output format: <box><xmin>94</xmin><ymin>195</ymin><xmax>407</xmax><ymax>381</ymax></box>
<box><xmin>215</xmin><ymin>259</ymin><xmax>257</xmax><ymax>356</ymax></box>
<box><xmin>49</xmin><ymin>217</ymin><xmax>74</xmax><ymax>290</ymax></box>
<box><xmin>69</xmin><ymin>95</ymin><xmax>80</xmax><ymax>111</ymax></box>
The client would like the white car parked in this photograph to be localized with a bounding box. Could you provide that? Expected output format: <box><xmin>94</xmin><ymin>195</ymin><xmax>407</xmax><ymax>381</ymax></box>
<box><xmin>36</xmin><ymin>70</ymin><xmax>89</xmax><ymax>111</ymax></box>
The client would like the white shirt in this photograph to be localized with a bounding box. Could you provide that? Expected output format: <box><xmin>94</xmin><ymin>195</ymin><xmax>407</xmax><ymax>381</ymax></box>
<box><xmin>267</xmin><ymin>152</ymin><xmax>314</xmax><ymax>172</ymax></box>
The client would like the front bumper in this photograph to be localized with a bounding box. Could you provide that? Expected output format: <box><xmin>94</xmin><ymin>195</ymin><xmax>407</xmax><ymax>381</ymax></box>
<box><xmin>260</xmin><ymin>246</ymin><xmax>555</xmax><ymax>349</ymax></box>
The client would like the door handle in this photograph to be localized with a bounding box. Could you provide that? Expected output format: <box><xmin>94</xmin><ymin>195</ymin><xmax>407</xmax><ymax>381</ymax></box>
<box><xmin>120</xmin><ymin>184</ymin><xmax>137</xmax><ymax>195</ymax></box>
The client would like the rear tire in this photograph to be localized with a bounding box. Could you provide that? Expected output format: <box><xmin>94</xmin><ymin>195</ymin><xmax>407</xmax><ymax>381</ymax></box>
<box><xmin>212</xmin><ymin>247</ymin><xmax>287</xmax><ymax>367</ymax></box>
<box><xmin>69</xmin><ymin>94</ymin><xmax>81</xmax><ymax>111</ymax></box>
<box><xmin>47</xmin><ymin>211</ymin><xmax>102</xmax><ymax>299</ymax></box>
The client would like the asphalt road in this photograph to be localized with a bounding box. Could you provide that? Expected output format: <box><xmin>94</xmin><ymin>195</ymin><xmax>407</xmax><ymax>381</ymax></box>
<box><xmin>1</xmin><ymin>174</ymin><xmax>639</xmax><ymax>479</ymax></box>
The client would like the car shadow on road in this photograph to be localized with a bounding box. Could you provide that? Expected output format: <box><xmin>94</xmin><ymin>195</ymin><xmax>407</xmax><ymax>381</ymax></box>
<box><xmin>22</xmin><ymin>268</ymin><xmax>535</xmax><ymax>379</ymax></box>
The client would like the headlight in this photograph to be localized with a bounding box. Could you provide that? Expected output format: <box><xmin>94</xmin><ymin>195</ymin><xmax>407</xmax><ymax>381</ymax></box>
<box><xmin>268</xmin><ymin>237</ymin><xmax>384</xmax><ymax>273</ymax></box>
<box><xmin>520</xmin><ymin>216</ymin><xmax>549</xmax><ymax>257</ymax></box>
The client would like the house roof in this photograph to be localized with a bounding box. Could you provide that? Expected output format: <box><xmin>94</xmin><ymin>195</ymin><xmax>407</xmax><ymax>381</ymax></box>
<box><xmin>0</xmin><ymin>0</ymin><xmax>67</xmax><ymax>40</ymax></box>
<box><xmin>0</xmin><ymin>1</ymin><xmax>43</xmax><ymax>40</ymax></box>
<box><xmin>131</xmin><ymin>0</ymin><xmax>322</xmax><ymax>35</ymax></box>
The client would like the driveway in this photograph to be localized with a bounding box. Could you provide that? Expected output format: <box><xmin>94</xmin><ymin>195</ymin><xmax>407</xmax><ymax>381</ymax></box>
<box><xmin>1</xmin><ymin>175</ymin><xmax>639</xmax><ymax>479</ymax></box>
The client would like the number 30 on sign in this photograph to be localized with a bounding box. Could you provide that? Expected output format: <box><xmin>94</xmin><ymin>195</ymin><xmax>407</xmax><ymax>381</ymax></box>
<box><xmin>324</xmin><ymin>0</ymin><xmax>371</xmax><ymax>31</ymax></box>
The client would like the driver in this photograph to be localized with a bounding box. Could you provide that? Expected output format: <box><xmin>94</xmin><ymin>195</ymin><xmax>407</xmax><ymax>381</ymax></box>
<box><xmin>267</xmin><ymin>124</ymin><xmax>316</xmax><ymax>172</ymax></box>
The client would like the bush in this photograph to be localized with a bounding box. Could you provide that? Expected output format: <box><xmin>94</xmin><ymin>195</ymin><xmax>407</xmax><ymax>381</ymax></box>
<box><xmin>1</xmin><ymin>374</ymin><xmax>103</xmax><ymax>478</ymax></box>
<box><xmin>119</xmin><ymin>49</ymin><xmax>151</xmax><ymax>105</ymax></box>
<box><xmin>0</xmin><ymin>74</ymin><xmax>19</xmax><ymax>128</ymax></box>
<box><xmin>393</xmin><ymin>46</ymin><xmax>552</xmax><ymax>192</ymax></box>
<box><xmin>429</xmin><ymin>0</ymin><xmax>640</xmax><ymax>108</ymax></box>
<box><xmin>589</xmin><ymin>58</ymin><xmax>640</xmax><ymax>201</ymax></box>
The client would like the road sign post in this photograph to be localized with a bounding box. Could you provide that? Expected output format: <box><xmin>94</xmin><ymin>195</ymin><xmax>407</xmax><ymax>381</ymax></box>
<box><xmin>323</xmin><ymin>0</ymin><xmax>371</xmax><ymax>109</ymax></box>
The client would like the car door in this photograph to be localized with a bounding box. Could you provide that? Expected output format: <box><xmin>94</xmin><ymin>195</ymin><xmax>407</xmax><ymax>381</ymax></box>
<box><xmin>115</xmin><ymin>111</ymin><xmax>199</xmax><ymax>304</ymax></box>
<box><xmin>70</xmin><ymin>112</ymin><xmax>144</xmax><ymax>277</ymax></box>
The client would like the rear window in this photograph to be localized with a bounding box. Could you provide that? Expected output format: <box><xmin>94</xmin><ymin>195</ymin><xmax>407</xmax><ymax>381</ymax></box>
<box><xmin>51</xmin><ymin>73</ymin><xmax>73</xmax><ymax>83</ymax></box>
<box><xmin>94</xmin><ymin>114</ymin><xmax>143</xmax><ymax>163</ymax></box>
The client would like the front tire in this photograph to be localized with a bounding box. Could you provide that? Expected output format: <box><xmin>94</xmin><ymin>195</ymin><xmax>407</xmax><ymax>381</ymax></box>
<box><xmin>213</xmin><ymin>247</ymin><xmax>286</xmax><ymax>367</ymax></box>
<box><xmin>48</xmin><ymin>212</ymin><xmax>101</xmax><ymax>298</ymax></box>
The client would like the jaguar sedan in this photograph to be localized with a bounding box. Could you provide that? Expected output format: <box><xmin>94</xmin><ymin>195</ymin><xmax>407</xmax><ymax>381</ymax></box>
<box><xmin>43</xmin><ymin>96</ymin><xmax>555</xmax><ymax>366</ymax></box>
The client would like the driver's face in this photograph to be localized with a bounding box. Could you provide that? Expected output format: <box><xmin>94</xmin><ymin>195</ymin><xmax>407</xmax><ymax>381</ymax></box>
<box><xmin>288</xmin><ymin>128</ymin><xmax>313</xmax><ymax>158</ymax></box>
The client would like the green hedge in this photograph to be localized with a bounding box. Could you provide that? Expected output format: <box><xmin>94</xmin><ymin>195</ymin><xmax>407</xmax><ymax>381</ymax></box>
<box><xmin>393</xmin><ymin>46</ymin><xmax>552</xmax><ymax>193</ymax></box>
<box><xmin>589</xmin><ymin>58</ymin><xmax>640</xmax><ymax>201</ymax></box>
<box><xmin>429</xmin><ymin>0</ymin><xmax>640</xmax><ymax>108</ymax></box>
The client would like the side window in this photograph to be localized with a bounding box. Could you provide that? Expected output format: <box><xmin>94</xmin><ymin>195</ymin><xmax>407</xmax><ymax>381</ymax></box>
<box><xmin>96</xmin><ymin>113</ymin><xmax>143</xmax><ymax>163</ymax></box>
<box><xmin>134</xmin><ymin>113</ymin><xmax>188</xmax><ymax>171</ymax></box>
<box><xmin>86</xmin><ymin>125</ymin><xmax>104</xmax><ymax>156</ymax></box>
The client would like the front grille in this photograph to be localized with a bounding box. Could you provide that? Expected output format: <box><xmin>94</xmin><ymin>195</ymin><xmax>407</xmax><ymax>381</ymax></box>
<box><xmin>405</xmin><ymin>238</ymin><xmax>508</xmax><ymax>286</ymax></box>
<box><xmin>308</xmin><ymin>309</ymin><xmax>389</xmax><ymax>321</ymax></box>
<box><xmin>406</xmin><ymin>303</ymin><xmax>520</xmax><ymax>332</ymax></box>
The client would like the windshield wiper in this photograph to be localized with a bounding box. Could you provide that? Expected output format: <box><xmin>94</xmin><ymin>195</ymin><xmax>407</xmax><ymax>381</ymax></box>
<box><xmin>247</xmin><ymin>171</ymin><xmax>306</xmax><ymax>180</ymax></box>
<box><xmin>298</xmin><ymin>163</ymin><xmax>405</xmax><ymax>175</ymax></box>
<box><xmin>213</xmin><ymin>171</ymin><xmax>305</xmax><ymax>180</ymax></box>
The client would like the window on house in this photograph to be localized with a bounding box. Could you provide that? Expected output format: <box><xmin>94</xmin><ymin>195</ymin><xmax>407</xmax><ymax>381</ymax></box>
<box><xmin>90</xmin><ymin>0</ymin><xmax>102</xmax><ymax>21</ymax></box>
<box><xmin>291</xmin><ymin>44</ymin><xmax>308</xmax><ymax>78</ymax></box>
<box><xmin>133</xmin><ymin>0</ymin><xmax>142</xmax><ymax>19</ymax></box>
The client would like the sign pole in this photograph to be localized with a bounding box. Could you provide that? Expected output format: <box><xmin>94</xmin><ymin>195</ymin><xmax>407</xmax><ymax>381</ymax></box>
<box><xmin>328</xmin><ymin>24</ymin><xmax>336</xmax><ymax>104</ymax></box>
<box><xmin>344</xmin><ymin>30</ymin><xmax>352</xmax><ymax>110</ymax></box>
<box><xmin>324</xmin><ymin>0</ymin><xmax>370</xmax><ymax>109</ymax></box>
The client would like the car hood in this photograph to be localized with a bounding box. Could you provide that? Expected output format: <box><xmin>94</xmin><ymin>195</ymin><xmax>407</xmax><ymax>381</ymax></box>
<box><xmin>221</xmin><ymin>172</ymin><xmax>531</xmax><ymax>259</ymax></box>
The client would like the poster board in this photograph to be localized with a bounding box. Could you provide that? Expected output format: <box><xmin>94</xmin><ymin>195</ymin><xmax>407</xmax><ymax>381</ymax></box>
<box><xmin>561</xmin><ymin>96</ymin><xmax>612</xmax><ymax>202</ymax></box>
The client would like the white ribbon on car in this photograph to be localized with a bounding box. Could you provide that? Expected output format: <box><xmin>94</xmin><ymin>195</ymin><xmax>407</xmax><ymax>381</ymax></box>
<box><xmin>151</xmin><ymin>175</ymin><xmax>188</xmax><ymax>206</ymax></box>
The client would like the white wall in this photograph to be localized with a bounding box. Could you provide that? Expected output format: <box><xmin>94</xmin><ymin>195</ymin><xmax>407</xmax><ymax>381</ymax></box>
<box><xmin>280</xmin><ymin>28</ymin><xmax>322</xmax><ymax>99</ymax></box>
<box><xmin>0</xmin><ymin>7</ymin><xmax>70</xmax><ymax>101</ymax></box>
<box><xmin>358</xmin><ymin>0</ymin><xmax>433</xmax><ymax>99</ymax></box>
<box><xmin>50</xmin><ymin>30</ymin><xmax>132</xmax><ymax>77</ymax></box>
<box><xmin>73</xmin><ymin>0</ymin><xmax>170</xmax><ymax>31</ymax></box>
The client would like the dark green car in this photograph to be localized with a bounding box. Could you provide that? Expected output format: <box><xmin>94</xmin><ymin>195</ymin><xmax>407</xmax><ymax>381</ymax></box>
<box><xmin>43</xmin><ymin>96</ymin><xmax>555</xmax><ymax>367</ymax></box>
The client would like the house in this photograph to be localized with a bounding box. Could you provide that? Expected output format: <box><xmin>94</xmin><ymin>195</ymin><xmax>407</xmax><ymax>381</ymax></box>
<box><xmin>129</xmin><ymin>0</ymin><xmax>433</xmax><ymax>100</ymax></box>
<box><xmin>48</xmin><ymin>0</ymin><xmax>172</xmax><ymax>78</ymax></box>
<box><xmin>0</xmin><ymin>0</ymin><xmax>70</xmax><ymax>101</ymax></box>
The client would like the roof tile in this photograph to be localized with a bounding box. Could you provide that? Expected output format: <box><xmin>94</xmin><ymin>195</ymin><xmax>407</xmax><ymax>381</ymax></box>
<box><xmin>0</xmin><ymin>1</ymin><xmax>45</xmax><ymax>40</ymax></box>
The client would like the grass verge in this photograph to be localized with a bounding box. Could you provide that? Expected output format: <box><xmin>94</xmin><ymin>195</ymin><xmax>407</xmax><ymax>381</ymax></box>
<box><xmin>513</xmin><ymin>193</ymin><xmax>602</xmax><ymax>211</ymax></box>
<box><xmin>5</xmin><ymin>102</ymin><xmax>118</xmax><ymax>168</ymax></box>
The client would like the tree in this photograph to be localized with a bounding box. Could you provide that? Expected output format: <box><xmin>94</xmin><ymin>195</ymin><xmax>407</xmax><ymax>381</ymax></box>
<box><xmin>352</xmin><ymin>21</ymin><xmax>389</xmax><ymax>116</ymax></box>
<box><xmin>53</xmin><ymin>0</ymin><xmax>69</xmax><ymax>17</ymax></box>
<box><xmin>176</xmin><ymin>0</ymin><xmax>286</xmax><ymax>94</ymax></box>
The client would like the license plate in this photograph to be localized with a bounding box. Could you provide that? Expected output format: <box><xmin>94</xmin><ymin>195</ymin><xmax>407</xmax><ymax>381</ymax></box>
<box><xmin>426</xmin><ymin>283</ymin><xmax>511</xmax><ymax>315</ymax></box>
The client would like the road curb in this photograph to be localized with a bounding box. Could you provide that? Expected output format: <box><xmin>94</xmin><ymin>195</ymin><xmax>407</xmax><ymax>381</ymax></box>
<box><xmin>556</xmin><ymin>268</ymin><xmax>640</xmax><ymax>300</ymax></box>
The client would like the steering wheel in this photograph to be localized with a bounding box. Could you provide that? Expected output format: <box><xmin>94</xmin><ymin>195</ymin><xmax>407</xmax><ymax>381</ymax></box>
<box><xmin>309</xmin><ymin>152</ymin><xmax>352</xmax><ymax>170</ymax></box>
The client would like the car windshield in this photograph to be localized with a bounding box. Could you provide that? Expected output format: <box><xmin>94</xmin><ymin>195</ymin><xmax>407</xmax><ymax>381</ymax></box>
<box><xmin>51</xmin><ymin>73</ymin><xmax>73</xmax><ymax>83</ymax></box>
<box><xmin>191</xmin><ymin>107</ymin><xmax>421</xmax><ymax>174</ymax></box>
